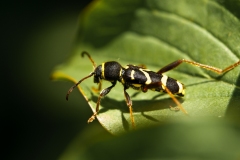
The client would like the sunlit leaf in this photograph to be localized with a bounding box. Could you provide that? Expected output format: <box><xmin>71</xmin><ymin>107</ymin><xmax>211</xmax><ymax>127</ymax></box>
<box><xmin>52</xmin><ymin>0</ymin><xmax>240</xmax><ymax>135</ymax></box>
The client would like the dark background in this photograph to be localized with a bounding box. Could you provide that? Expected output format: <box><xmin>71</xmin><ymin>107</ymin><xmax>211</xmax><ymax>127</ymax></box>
<box><xmin>2</xmin><ymin>1</ymin><xmax>98</xmax><ymax>159</ymax></box>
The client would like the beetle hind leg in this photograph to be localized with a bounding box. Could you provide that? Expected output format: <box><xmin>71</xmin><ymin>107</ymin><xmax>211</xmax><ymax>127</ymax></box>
<box><xmin>164</xmin><ymin>84</ymin><xmax>188</xmax><ymax>115</ymax></box>
<box><xmin>169</xmin><ymin>105</ymin><xmax>181</xmax><ymax>111</ymax></box>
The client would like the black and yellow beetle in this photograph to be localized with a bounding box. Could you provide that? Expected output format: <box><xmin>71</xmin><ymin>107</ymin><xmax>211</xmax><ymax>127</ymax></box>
<box><xmin>66</xmin><ymin>51</ymin><xmax>240</xmax><ymax>127</ymax></box>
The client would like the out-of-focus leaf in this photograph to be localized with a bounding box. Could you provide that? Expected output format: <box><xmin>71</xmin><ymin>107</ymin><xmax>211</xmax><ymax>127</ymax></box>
<box><xmin>59</xmin><ymin>119</ymin><xmax>240</xmax><ymax>160</ymax></box>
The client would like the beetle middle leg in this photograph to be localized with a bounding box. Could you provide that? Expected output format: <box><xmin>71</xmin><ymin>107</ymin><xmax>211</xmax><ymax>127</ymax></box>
<box><xmin>123</xmin><ymin>86</ymin><xmax>135</xmax><ymax>128</ymax></box>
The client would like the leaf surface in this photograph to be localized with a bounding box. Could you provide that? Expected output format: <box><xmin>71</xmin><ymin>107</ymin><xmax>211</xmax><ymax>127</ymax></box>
<box><xmin>52</xmin><ymin>0</ymin><xmax>240</xmax><ymax>134</ymax></box>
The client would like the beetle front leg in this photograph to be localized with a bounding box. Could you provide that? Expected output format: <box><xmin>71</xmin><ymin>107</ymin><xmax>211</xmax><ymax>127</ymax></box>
<box><xmin>88</xmin><ymin>81</ymin><xmax>116</xmax><ymax>123</ymax></box>
<box><xmin>92</xmin><ymin>81</ymin><xmax>102</xmax><ymax>93</ymax></box>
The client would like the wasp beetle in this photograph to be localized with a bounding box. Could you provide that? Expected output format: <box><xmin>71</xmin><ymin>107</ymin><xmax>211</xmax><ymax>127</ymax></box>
<box><xmin>66</xmin><ymin>51</ymin><xmax>240</xmax><ymax>127</ymax></box>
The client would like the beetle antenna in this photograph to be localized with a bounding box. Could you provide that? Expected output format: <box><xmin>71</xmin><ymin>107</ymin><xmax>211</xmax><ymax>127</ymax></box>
<box><xmin>66</xmin><ymin>72</ymin><xmax>95</xmax><ymax>100</ymax></box>
<box><xmin>81</xmin><ymin>51</ymin><xmax>97</xmax><ymax>69</ymax></box>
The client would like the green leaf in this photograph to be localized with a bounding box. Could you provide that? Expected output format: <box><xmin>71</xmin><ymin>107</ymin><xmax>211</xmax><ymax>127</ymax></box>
<box><xmin>52</xmin><ymin>0</ymin><xmax>240</xmax><ymax>135</ymax></box>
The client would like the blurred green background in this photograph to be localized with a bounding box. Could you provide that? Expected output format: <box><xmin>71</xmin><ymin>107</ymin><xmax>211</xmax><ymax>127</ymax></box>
<box><xmin>2</xmin><ymin>1</ymin><xmax>101</xmax><ymax>159</ymax></box>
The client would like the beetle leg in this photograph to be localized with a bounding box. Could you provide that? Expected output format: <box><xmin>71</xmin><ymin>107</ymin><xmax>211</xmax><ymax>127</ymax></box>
<box><xmin>157</xmin><ymin>59</ymin><xmax>240</xmax><ymax>74</ymax></box>
<box><xmin>88</xmin><ymin>81</ymin><xmax>116</xmax><ymax>123</ymax></box>
<box><xmin>123</xmin><ymin>86</ymin><xmax>135</xmax><ymax>128</ymax></box>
